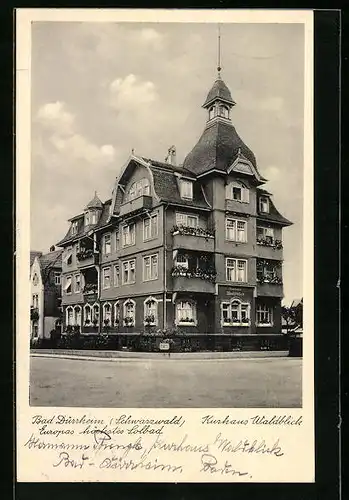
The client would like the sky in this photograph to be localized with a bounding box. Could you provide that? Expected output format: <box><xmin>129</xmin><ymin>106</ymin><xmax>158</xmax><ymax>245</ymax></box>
<box><xmin>30</xmin><ymin>21</ymin><xmax>305</xmax><ymax>305</ymax></box>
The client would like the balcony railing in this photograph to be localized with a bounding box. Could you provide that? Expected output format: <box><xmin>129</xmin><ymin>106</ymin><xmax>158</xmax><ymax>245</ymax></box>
<box><xmin>257</xmin><ymin>281</ymin><xmax>283</xmax><ymax>298</ymax></box>
<box><xmin>171</xmin><ymin>265</ymin><xmax>216</xmax><ymax>294</ymax></box>
<box><xmin>77</xmin><ymin>249</ymin><xmax>99</xmax><ymax>267</ymax></box>
<box><xmin>171</xmin><ymin>225</ymin><xmax>215</xmax><ymax>253</ymax></box>
<box><xmin>171</xmin><ymin>225</ymin><xmax>215</xmax><ymax>238</ymax></box>
<box><xmin>171</xmin><ymin>265</ymin><xmax>216</xmax><ymax>282</ymax></box>
<box><xmin>257</xmin><ymin>276</ymin><xmax>283</xmax><ymax>285</ymax></box>
<box><xmin>256</xmin><ymin>238</ymin><xmax>283</xmax><ymax>250</ymax></box>
<box><xmin>119</xmin><ymin>195</ymin><xmax>153</xmax><ymax>217</ymax></box>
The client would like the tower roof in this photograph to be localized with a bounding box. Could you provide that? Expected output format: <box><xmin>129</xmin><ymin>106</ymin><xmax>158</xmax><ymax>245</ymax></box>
<box><xmin>183</xmin><ymin>120</ymin><xmax>257</xmax><ymax>176</ymax></box>
<box><xmin>86</xmin><ymin>192</ymin><xmax>103</xmax><ymax>210</ymax></box>
<box><xmin>202</xmin><ymin>77</ymin><xmax>236</xmax><ymax>108</ymax></box>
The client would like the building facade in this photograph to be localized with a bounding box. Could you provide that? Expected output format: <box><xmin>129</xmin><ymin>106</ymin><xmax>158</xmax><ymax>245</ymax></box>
<box><xmin>57</xmin><ymin>73</ymin><xmax>292</xmax><ymax>351</ymax></box>
<box><xmin>30</xmin><ymin>248</ymin><xmax>63</xmax><ymax>343</ymax></box>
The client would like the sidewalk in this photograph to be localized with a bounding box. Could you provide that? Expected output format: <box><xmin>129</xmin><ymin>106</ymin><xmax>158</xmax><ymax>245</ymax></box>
<box><xmin>31</xmin><ymin>349</ymin><xmax>290</xmax><ymax>361</ymax></box>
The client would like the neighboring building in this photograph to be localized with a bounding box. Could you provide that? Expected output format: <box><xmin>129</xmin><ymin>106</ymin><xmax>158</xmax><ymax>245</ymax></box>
<box><xmin>56</xmin><ymin>71</ymin><xmax>292</xmax><ymax>350</ymax></box>
<box><xmin>30</xmin><ymin>247</ymin><xmax>63</xmax><ymax>342</ymax></box>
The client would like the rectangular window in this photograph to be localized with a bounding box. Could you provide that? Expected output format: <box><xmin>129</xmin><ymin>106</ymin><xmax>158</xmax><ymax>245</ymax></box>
<box><xmin>64</xmin><ymin>247</ymin><xmax>73</xmax><ymax>266</ymax></box>
<box><xmin>143</xmin><ymin>213</ymin><xmax>159</xmax><ymax>241</ymax></box>
<box><xmin>259</xmin><ymin>196</ymin><xmax>270</xmax><ymax>213</ymax></box>
<box><xmin>71</xmin><ymin>221</ymin><xmax>78</xmax><ymax>234</ymax></box>
<box><xmin>122</xmin><ymin>224</ymin><xmax>135</xmax><ymax>247</ymax></box>
<box><xmin>176</xmin><ymin>301</ymin><xmax>196</xmax><ymax>324</ymax></box>
<box><xmin>103</xmin><ymin>234</ymin><xmax>111</xmax><ymax>255</ymax></box>
<box><xmin>114</xmin><ymin>263</ymin><xmax>120</xmax><ymax>287</ymax></box>
<box><xmin>64</xmin><ymin>276</ymin><xmax>72</xmax><ymax>294</ymax></box>
<box><xmin>180</xmin><ymin>180</ymin><xmax>193</xmax><ymax>199</ymax></box>
<box><xmin>74</xmin><ymin>274</ymin><xmax>81</xmax><ymax>293</ymax></box>
<box><xmin>143</xmin><ymin>218</ymin><xmax>151</xmax><ymax>241</ymax></box>
<box><xmin>32</xmin><ymin>294</ymin><xmax>39</xmax><ymax>308</ymax></box>
<box><xmin>102</xmin><ymin>267</ymin><xmax>111</xmax><ymax>289</ymax></box>
<box><xmin>257</xmin><ymin>226</ymin><xmax>274</xmax><ymax>243</ymax></box>
<box><xmin>256</xmin><ymin>304</ymin><xmax>273</xmax><ymax>326</ymax></box>
<box><xmin>115</xmin><ymin>232</ymin><xmax>120</xmax><ymax>251</ymax></box>
<box><xmin>175</xmin><ymin>212</ymin><xmax>198</xmax><ymax>228</ymax></box>
<box><xmin>225</xmin><ymin>218</ymin><xmax>247</xmax><ymax>242</ymax></box>
<box><xmin>226</xmin><ymin>258</ymin><xmax>247</xmax><ymax>282</ymax></box>
<box><xmin>54</xmin><ymin>272</ymin><xmax>61</xmax><ymax>285</ymax></box>
<box><xmin>221</xmin><ymin>301</ymin><xmax>250</xmax><ymax>325</ymax></box>
<box><xmin>143</xmin><ymin>254</ymin><xmax>158</xmax><ymax>281</ymax></box>
<box><xmin>122</xmin><ymin>259</ymin><xmax>136</xmax><ymax>285</ymax></box>
<box><xmin>175</xmin><ymin>254</ymin><xmax>189</xmax><ymax>269</ymax></box>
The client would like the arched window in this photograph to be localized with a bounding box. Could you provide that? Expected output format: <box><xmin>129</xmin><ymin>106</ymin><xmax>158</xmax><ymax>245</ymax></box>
<box><xmin>221</xmin><ymin>299</ymin><xmax>250</xmax><ymax>326</ymax></box>
<box><xmin>144</xmin><ymin>297</ymin><xmax>158</xmax><ymax>326</ymax></box>
<box><xmin>114</xmin><ymin>301</ymin><xmax>121</xmax><ymax>326</ymax></box>
<box><xmin>92</xmin><ymin>303</ymin><xmax>100</xmax><ymax>322</ymax></box>
<box><xmin>102</xmin><ymin>302</ymin><xmax>112</xmax><ymax>325</ymax></box>
<box><xmin>175</xmin><ymin>300</ymin><xmax>197</xmax><ymax>326</ymax></box>
<box><xmin>226</xmin><ymin>180</ymin><xmax>249</xmax><ymax>203</ymax></box>
<box><xmin>66</xmin><ymin>306</ymin><xmax>74</xmax><ymax>326</ymax></box>
<box><xmin>74</xmin><ymin>305</ymin><xmax>82</xmax><ymax>326</ymax></box>
<box><xmin>123</xmin><ymin>299</ymin><xmax>135</xmax><ymax>326</ymax></box>
<box><xmin>127</xmin><ymin>178</ymin><xmax>151</xmax><ymax>201</ymax></box>
<box><xmin>219</xmin><ymin>105</ymin><xmax>229</xmax><ymax>119</ymax></box>
<box><xmin>84</xmin><ymin>304</ymin><xmax>92</xmax><ymax>325</ymax></box>
<box><xmin>209</xmin><ymin>106</ymin><xmax>215</xmax><ymax>120</ymax></box>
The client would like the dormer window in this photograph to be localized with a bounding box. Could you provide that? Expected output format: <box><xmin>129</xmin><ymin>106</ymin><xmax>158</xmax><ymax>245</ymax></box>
<box><xmin>259</xmin><ymin>196</ymin><xmax>270</xmax><ymax>213</ymax></box>
<box><xmin>127</xmin><ymin>178</ymin><xmax>150</xmax><ymax>202</ymax></box>
<box><xmin>180</xmin><ymin>180</ymin><xmax>193</xmax><ymax>200</ymax></box>
<box><xmin>227</xmin><ymin>181</ymin><xmax>249</xmax><ymax>203</ymax></box>
<box><xmin>219</xmin><ymin>105</ymin><xmax>229</xmax><ymax>119</ymax></box>
<box><xmin>71</xmin><ymin>221</ymin><xmax>78</xmax><ymax>234</ymax></box>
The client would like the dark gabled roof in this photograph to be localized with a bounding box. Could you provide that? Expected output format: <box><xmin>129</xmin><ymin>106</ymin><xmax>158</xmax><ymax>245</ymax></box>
<box><xmin>39</xmin><ymin>249</ymin><xmax>63</xmax><ymax>281</ymax></box>
<box><xmin>142</xmin><ymin>157</ymin><xmax>196</xmax><ymax>179</ymax></box>
<box><xmin>30</xmin><ymin>251</ymin><xmax>42</xmax><ymax>267</ymax></box>
<box><xmin>57</xmin><ymin>200</ymin><xmax>112</xmax><ymax>246</ymax></box>
<box><xmin>256</xmin><ymin>189</ymin><xmax>292</xmax><ymax>226</ymax></box>
<box><xmin>183</xmin><ymin>120</ymin><xmax>258</xmax><ymax>177</ymax></box>
<box><xmin>149</xmin><ymin>166</ymin><xmax>211</xmax><ymax>210</ymax></box>
<box><xmin>86</xmin><ymin>192</ymin><xmax>103</xmax><ymax>210</ymax></box>
<box><xmin>203</xmin><ymin>77</ymin><xmax>236</xmax><ymax>108</ymax></box>
<box><xmin>93</xmin><ymin>200</ymin><xmax>112</xmax><ymax>231</ymax></box>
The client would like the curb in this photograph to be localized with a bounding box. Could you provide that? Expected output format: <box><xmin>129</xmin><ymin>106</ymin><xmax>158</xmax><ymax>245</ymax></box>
<box><xmin>31</xmin><ymin>350</ymin><xmax>292</xmax><ymax>361</ymax></box>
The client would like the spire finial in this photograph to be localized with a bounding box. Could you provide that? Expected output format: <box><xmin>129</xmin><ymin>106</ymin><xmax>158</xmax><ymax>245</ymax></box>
<box><xmin>217</xmin><ymin>24</ymin><xmax>222</xmax><ymax>77</ymax></box>
<box><xmin>94</xmin><ymin>190</ymin><xmax>97</xmax><ymax>197</ymax></box>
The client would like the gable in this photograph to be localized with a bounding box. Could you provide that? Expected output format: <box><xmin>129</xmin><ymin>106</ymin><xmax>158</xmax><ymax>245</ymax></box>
<box><xmin>230</xmin><ymin>160</ymin><xmax>255</xmax><ymax>176</ymax></box>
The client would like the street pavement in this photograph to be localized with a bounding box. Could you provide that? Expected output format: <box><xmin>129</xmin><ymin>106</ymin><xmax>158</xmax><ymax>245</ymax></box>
<box><xmin>30</xmin><ymin>356</ymin><xmax>302</xmax><ymax>408</ymax></box>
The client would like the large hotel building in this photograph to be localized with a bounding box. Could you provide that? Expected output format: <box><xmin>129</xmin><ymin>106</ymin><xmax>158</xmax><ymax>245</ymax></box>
<box><xmin>57</xmin><ymin>70</ymin><xmax>292</xmax><ymax>351</ymax></box>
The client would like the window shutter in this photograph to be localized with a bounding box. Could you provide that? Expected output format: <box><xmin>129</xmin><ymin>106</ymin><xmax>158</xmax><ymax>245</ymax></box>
<box><xmin>242</xmin><ymin>187</ymin><xmax>249</xmax><ymax>203</ymax></box>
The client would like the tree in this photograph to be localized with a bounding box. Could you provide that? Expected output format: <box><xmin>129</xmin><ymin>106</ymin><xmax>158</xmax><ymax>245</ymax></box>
<box><xmin>282</xmin><ymin>300</ymin><xmax>303</xmax><ymax>335</ymax></box>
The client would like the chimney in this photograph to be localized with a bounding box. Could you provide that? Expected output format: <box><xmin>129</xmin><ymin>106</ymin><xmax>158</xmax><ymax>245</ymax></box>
<box><xmin>165</xmin><ymin>145</ymin><xmax>176</xmax><ymax>166</ymax></box>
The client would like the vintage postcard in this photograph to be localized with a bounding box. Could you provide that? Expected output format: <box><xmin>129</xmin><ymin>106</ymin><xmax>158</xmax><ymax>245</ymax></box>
<box><xmin>16</xmin><ymin>9</ymin><xmax>314</xmax><ymax>482</ymax></box>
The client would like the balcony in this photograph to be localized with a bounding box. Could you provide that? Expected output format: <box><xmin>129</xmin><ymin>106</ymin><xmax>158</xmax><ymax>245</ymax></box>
<box><xmin>256</xmin><ymin>238</ymin><xmax>283</xmax><ymax>260</ymax></box>
<box><xmin>76</xmin><ymin>249</ymin><xmax>99</xmax><ymax>268</ymax></box>
<box><xmin>119</xmin><ymin>195</ymin><xmax>153</xmax><ymax>217</ymax></box>
<box><xmin>257</xmin><ymin>278</ymin><xmax>283</xmax><ymax>298</ymax></box>
<box><xmin>83</xmin><ymin>284</ymin><xmax>98</xmax><ymax>302</ymax></box>
<box><xmin>171</xmin><ymin>266</ymin><xmax>216</xmax><ymax>294</ymax></box>
<box><xmin>172</xmin><ymin>226</ymin><xmax>215</xmax><ymax>253</ymax></box>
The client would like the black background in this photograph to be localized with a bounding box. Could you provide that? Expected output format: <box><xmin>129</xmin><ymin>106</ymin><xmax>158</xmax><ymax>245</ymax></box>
<box><xmin>3</xmin><ymin>7</ymin><xmax>342</xmax><ymax>500</ymax></box>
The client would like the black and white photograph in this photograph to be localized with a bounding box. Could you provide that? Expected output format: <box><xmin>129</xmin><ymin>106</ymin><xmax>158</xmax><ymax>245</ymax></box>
<box><xmin>27</xmin><ymin>19</ymin><xmax>306</xmax><ymax>409</ymax></box>
<box><xmin>16</xmin><ymin>9</ymin><xmax>316</xmax><ymax>484</ymax></box>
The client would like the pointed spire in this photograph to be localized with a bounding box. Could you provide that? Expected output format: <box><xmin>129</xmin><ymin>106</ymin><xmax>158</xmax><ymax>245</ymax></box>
<box><xmin>217</xmin><ymin>24</ymin><xmax>222</xmax><ymax>78</ymax></box>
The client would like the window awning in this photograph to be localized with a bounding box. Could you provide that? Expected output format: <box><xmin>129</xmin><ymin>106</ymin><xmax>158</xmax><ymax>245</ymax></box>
<box><xmin>64</xmin><ymin>279</ymin><xmax>71</xmax><ymax>291</ymax></box>
<box><xmin>63</xmin><ymin>251</ymin><xmax>72</xmax><ymax>263</ymax></box>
